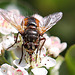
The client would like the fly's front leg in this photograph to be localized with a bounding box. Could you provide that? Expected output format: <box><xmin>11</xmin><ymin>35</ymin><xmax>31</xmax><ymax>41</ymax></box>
<box><xmin>6</xmin><ymin>32</ymin><xmax>20</xmax><ymax>50</ymax></box>
<box><xmin>19</xmin><ymin>44</ymin><xmax>23</xmax><ymax>64</ymax></box>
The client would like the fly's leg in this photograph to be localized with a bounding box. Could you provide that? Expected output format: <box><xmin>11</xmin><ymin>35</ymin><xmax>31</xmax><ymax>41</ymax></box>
<box><xmin>29</xmin><ymin>53</ymin><xmax>32</xmax><ymax>63</ymax></box>
<box><xmin>36</xmin><ymin>37</ymin><xmax>46</xmax><ymax>62</ymax></box>
<box><xmin>35</xmin><ymin>44</ymin><xmax>39</xmax><ymax>62</ymax></box>
<box><xmin>39</xmin><ymin>37</ymin><xmax>46</xmax><ymax>51</ymax></box>
<box><xmin>39</xmin><ymin>37</ymin><xmax>46</xmax><ymax>59</ymax></box>
<box><xmin>19</xmin><ymin>44</ymin><xmax>23</xmax><ymax>64</ymax></box>
<box><xmin>6</xmin><ymin>32</ymin><xmax>20</xmax><ymax>50</ymax></box>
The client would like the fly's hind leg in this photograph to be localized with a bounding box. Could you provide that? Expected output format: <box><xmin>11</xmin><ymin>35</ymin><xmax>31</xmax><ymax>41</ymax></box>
<box><xmin>39</xmin><ymin>37</ymin><xmax>46</xmax><ymax>50</ymax></box>
<box><xmin>39</xmin><ymin>37</ymin><xmax>46</xmax><ymax>57</ymax></box>
<box><xmin>39</xmin><ymin>37</ymin><xmax>46</xmax><ymax>51</ymax></box>
<box><xmin>36</xmin><ymin>37</ymin><xmax>46</xmax><ymax>62</ymax></box>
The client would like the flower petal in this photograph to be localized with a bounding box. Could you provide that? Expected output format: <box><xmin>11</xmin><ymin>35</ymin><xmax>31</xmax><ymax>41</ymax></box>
<box><xmin>44</xmin><ymin>38</ymin><xmax>51</xmax><ymax>49</ymax></box>
<box><xmin>12</xmin><ymin>44</ymin><xmax>22</xmax><ymax>58</ymax></box>
<box><xmin>13</xmin><ymin>59</ymin><xmax>30</xmax><ymax>69</ymax></box>
<box><xmin>48</xmin><ymin>47</ymin><xmax>60</xmax><ymax>57</ymax></box>
<box><xmin>0</xmin><ymin>28</ymin><xmax>12</xmax><ymax>35</ymax></box>
<box><xmin>0</xmin><ymin>69</ymin><xmax>3</xmax><ymax>75</ymax></box>
<box><xmin>14</xmin><ymin>68</ymin><xmax>28</xmax><ymax>75</ymax></box>
<box><xmin>60</xmin><ymin>42</ymin><xmax>67</xmax><ymax>52</ymax></box>
<box><xmin>31</xmin><ymin>68</ymin><xmax>48</xmax><ymax>75</ymax></box>
<box><xmin>0</xmin><ymin>63</ymin><xmax>14</xmax><ymax>75</ymax></box>
<box><xmin>0</xmin><ymin>63</ymin><xmax>29</xmax><ymax>75</ymax></box>
<box><xmin>50</xmin><ymin>36</ymin><xmax>61</xmax><ymax>44</ymax></box>
<box><xmin>41</xmin><ymin>56</ymin><xmax>56</xmax><ymax>69</ymax></box>
<box><xmin>2</xmin><ymin>35</ymin><xmax>15</xmax><ymax>49</ymax></box>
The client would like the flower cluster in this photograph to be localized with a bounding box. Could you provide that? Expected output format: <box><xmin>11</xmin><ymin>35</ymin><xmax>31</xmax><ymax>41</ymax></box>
<box><xmin>0</xmin><ymin>9</ymin><xmax>67</xmax><ymax>75</ymax></box>
<box><xmin>43</xmin><ymin>34</ymin><xmax>67</xmax><ymax>57</ymax></box>
<box><xmin>0</xmin><ymin>64</ymin><xmax>28</xmax><ymax>75</ymax></box>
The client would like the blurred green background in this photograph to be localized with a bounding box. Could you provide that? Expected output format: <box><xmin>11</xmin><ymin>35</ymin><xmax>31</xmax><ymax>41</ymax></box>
<box><xmin>0</xmin><ymin>0</ymin><xmax>75</xmax><ymax>54</ymax></box>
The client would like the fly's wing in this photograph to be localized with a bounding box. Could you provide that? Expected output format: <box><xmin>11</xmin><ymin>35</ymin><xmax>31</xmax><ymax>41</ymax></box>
<box><xmin>32</xmin><ymin>12</ymin><xmax>63</xmax><ymax>34</ymax></box>
<box><xmin>0</xmin><ymin>9</ymin><xmax>25</xmax><ymax>35</ymax></box>
<box><xmin>42</xmin><ymin>12</ymin><xmax>63</xmax><ymax>33</ymax></box>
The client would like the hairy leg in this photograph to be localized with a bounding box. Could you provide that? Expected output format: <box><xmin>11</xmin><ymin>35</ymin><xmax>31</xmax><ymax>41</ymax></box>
<box><xmin>6</xmin><ymin>32</ymin><xmax>20</xmax><ymax>50</ymax></box>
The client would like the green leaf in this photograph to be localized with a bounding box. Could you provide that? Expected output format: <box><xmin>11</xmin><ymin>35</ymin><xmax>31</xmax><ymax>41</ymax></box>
<box><xmin>59</xmin><ymin>61</ymin><xmax>69</xmax><ymax>75</ymax></box>
<box><xmin>65</xmin><ymin>45</ymin><xmax>75</xmax><ymax>75</ymax></box>
<box><xmin>0</xmin><ymin>51</ymin><xmax>10</xmax><ymax>65</ymax></box>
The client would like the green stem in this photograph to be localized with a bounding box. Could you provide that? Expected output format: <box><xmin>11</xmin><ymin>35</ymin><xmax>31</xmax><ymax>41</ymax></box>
<box><xmin>0</xmin><ymin>55</ymin><xmax>10</xmax><ymax>65</ymax></box>
<box><xmin>10</xmin><ymin>51</ymin><xmax>18</xmax><ymax>60</ymax></box>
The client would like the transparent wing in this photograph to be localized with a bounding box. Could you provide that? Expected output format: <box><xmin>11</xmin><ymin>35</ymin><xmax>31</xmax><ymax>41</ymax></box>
<box><xmin>0</xmin><ymin>9</ymin><xmax>25</xmax><ymax>34</ymax></box>
<box><xmin>0</xmin><ymin>9</ymin><xmax>25</xmax><ymax>25</ymax></box>
<box><xmin>43</xmin><ymin>12</ymin><xmax>63</xmax><ymax>32</ymax></box>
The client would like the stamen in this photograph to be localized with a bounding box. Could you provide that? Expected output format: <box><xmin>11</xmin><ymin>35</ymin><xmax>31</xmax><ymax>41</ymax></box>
<box><xmin>36</xmin><ymin>64</ymin><xmax>38</xmax><ymax>66</ymax></box>
<box><xmin>43</xmin><ymin>54</ymin><xmax>46</xmax><ymax>57</ymax></box>
<box><xmin>32</xmin><ymin>58</ymin><xmax>35</xmax><ymax>61</ymax></box>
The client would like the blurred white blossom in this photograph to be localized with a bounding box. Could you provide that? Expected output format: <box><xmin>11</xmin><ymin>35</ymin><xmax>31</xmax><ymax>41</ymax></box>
<box><xmin>0</xmin><ymin>63</ymin><xmax>28</xmax><ymax>75</ymax></box>
<box><xmin>43</xmin><ymin>34</ymin><xmax>67</xmax><ymax>57</ymax></box>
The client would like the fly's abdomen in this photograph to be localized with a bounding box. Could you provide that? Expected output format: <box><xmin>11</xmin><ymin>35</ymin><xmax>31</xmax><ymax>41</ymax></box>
<box><xmin>25</xmin><ymin>29</ymin><xmax>39</xmax><ymax>42</ymax></box>
<box><xmin>24</xmin><ymin>42</ymin><xmax>39</xmax><ymax>51</ymax></box>
<box><xmin>24</xmin><ymin>29</ymin><xmax>39</xmax><ymax>50</ymax></box>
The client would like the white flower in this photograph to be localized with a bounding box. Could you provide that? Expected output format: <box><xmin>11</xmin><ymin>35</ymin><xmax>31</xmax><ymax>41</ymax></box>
<box><xmin>0</xmin><ymin>63</ymin><xmax>14</xmax><ymax>75</ymax></box>
<box><xmin>0</xmin><ymin>63</ymin><xmax>28</xmax><ymax>75</ymax></box>
<box><xmin>0</xmin><ymin>33</ymin><xmax>56</xmax><ymax>72</ymax></box>
<box><xmin>0</xmin><ymin>32</ymin><xmax>66</xmax><ymax>75</ymax></box>
<box><xmin>13</xmin><ymin>45</ymin><xmax>56</xmax><ymax>68</ymax></box>
<box><xmin>0</xmin><ymin>34</ymin><xmax>59</xmax><ymax>75</ymax></box>
<box><xmin>44</xmin><ymin>35</ymin><xmax>67</xmax><ymax>57</ymax></box>
<box><xmin>14</xmin><ymin>68</ymin><xmax>28</xmax><ymax>75</ymax></box>
<box><xmin>13</xmin><ymin>45</ymin><xmax>56</xmax><ymax>75</ymax></box>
